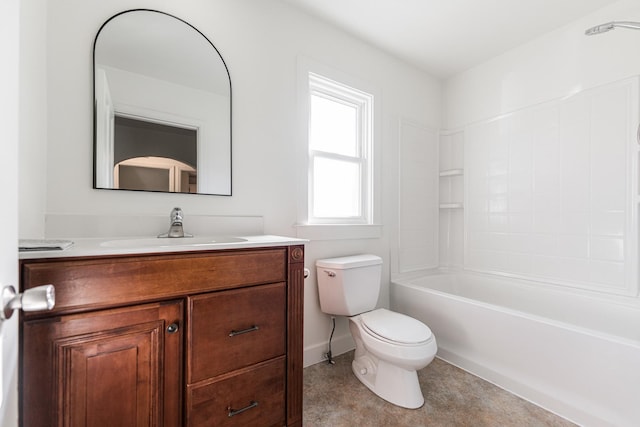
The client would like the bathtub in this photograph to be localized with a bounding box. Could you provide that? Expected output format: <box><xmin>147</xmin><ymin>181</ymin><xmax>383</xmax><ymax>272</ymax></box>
<box><xmin>391</xmin><ymin>271</ymin><xmax>640</xmax><ymax>427</ymax></box>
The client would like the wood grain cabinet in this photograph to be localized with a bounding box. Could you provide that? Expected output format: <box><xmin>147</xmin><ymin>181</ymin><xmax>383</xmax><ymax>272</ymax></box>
<box><xmin>20</xmin><ymin>245</ymin><xmax>305</xmax><ymax>427</ymax></box>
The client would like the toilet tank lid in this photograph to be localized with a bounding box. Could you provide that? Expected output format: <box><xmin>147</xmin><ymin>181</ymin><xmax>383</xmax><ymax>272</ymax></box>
<box><xmin>316</xmin><ymin>254</ymin><xmax>382</xmax><ymax>269</ymax></box>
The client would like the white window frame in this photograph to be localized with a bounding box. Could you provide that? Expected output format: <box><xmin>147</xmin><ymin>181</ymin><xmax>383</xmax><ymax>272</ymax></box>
<box><xmin>308</xmin><ymin>73</ymin><xmax>373</xmax><ymax>225</ymax></box>
<box><xmin>295</xmin><ymin>57</ymin><xmax>382</xmax><ymax>240</ymax></box>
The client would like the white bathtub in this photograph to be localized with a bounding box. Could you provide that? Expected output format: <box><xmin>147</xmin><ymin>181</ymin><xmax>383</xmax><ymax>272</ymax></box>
<box><xmin>391</xmin><ymin>271</ymin><xmax>640</xmax><ymax>427</ymax></box>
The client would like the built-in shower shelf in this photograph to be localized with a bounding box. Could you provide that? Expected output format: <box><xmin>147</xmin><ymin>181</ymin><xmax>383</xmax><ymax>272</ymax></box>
<box><xmin>439</xmin><ymin>203</ymin><xmax>464</xmax><ymax>209</ymax></box>
<box><xmin>439</xmin><ymin>169</ymin><xmax>464</xmax><ymax>177</ymax></box>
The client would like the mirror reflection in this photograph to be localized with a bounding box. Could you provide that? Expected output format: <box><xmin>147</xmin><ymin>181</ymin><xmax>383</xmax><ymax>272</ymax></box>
<box><xmin>93</xmin><ymin>9</ymin><xmax>231</xmax><ymax>195</ymax></box>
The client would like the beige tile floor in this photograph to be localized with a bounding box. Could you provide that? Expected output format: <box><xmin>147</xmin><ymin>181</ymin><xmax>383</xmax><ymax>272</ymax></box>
<box><xmin>303</xmin><ymin>351</ymin><xmax>576</xmax><ymax>427</ymax></box>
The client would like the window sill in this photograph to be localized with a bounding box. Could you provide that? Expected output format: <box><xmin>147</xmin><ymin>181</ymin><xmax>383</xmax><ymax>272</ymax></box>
<box><xmin>294</xmin><ymin>223</ymin><xmax>383</xmax><ymax>241</ymax></box>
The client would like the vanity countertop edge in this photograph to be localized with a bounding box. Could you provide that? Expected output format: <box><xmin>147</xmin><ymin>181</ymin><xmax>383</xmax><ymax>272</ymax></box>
<box><xmin>19</xmin><ymin>235</ymin><xmax>308</xmax><ymax>260</ymax></box>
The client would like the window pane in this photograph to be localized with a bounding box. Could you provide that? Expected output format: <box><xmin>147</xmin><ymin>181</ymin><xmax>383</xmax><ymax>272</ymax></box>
<box><xmin>310</xmin><ymin>94</ymin><xmax>357</xmax><ymax>156</ymax></box>
<box><xmin>313</xmin><ymin>157</ymin><xmax>360</xmax><ymax>218</ymax></box>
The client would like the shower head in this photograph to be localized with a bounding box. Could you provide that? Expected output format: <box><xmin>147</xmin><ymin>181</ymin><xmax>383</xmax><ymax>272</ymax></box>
<box><xmin>585</xmin><ymin>21</ymin><xmax>640</xmax><ymax>36</ymax></box>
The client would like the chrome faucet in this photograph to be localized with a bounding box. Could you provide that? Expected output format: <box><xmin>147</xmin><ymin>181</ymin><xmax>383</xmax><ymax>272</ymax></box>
<box><xmin>158</xmin><ymin>207</ymin><xmax>193</xmax><ymax>238</ymax></box>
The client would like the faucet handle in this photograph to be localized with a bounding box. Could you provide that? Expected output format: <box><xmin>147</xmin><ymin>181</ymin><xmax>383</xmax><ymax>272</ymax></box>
<box><xmin>171</xmin><ymin>207</ymin><xmax>184</xmax><ymax>223</ymax></box>
<box><xmin>158</xmin><ymin>207</ymin><xmax>192</xmax><ymax>238</ymax></box>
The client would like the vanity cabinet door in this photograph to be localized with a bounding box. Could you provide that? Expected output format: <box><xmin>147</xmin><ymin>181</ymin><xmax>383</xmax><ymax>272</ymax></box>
<box><xmin>21</xmin><ymin>300</ymin><xmax>183</xmax><ymax>427</ymax></box>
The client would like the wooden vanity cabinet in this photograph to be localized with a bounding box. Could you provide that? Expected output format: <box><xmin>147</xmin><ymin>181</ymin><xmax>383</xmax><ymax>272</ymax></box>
<box><xmin>20</xmin><ymin>245</ymin><xmax>305</xmax><ymax>427</ymax></box>
<box><xmin>22</xmin><ymin>300</ymin><xmax>183</xmax><ymax>426</ymax></box>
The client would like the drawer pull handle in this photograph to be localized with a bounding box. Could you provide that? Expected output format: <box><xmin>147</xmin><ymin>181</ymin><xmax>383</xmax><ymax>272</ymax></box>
<box><xmin>166</xmin><ymin>323</ymin><xmax>179</xmax><ymax>334</ymax></box>
<box><xmin>229</xmin><ymin>325</ymin><xmax>259</xmax><ymax>337</ymax></box>
<box><xmin>228</xmin><ymin>400</ymin><xmax>258</xmax><ymax>417</ymax></box>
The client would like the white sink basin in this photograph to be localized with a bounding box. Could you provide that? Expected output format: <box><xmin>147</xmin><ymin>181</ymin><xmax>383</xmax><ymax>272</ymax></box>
<box><xmin>100</xmin><ymin>236</ymin><xmax>247</xmax><ymax>249</ymax></box>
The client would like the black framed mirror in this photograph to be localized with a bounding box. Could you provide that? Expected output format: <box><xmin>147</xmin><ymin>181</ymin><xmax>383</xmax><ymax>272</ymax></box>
<box><xmin>93</xmin><ymin>9</ymin><xmax>231</xmax><ymax>195</ymax></box>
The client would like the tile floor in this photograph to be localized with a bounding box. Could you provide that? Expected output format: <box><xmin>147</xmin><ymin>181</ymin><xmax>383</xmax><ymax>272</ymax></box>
<box><xmin>303</xmin><ymin>351</ymin><xmax>576</xmax><ymax>427</ymax></box>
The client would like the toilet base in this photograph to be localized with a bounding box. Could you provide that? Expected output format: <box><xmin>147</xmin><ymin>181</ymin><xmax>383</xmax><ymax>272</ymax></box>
<box><xmin>352</xmin><ymin>353</ymin><xmax>425</xmax><ymax>409</ymax></box>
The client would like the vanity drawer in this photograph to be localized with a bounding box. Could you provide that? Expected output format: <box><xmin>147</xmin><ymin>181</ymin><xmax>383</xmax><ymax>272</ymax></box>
<box><xmin>188</xmin><ymin>282</ymin><xmax>286</xmax><ymax>383</ymax></box>
<box><xmin>20</xmin><ymin>248</ymin><xmax>286</xmax><ymax>317</ymax></box>
<box><xmin>187</xmin><ymin>357</ymin><xmax>286</xmax><ymax>427</ymax></box>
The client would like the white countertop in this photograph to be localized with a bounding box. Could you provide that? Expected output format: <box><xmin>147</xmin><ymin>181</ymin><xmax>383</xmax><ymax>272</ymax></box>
<box><xmin>19</xmin><ymin>235</ymin><xmax>308</xmax><ymax>260</ymax></box>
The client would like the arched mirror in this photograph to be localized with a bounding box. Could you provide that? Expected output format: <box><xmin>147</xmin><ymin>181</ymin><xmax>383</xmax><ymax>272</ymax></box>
<box><xmin>93</xmin><ymin>9</ymin><xmax>231</xmax><ymax>195</ymax></box>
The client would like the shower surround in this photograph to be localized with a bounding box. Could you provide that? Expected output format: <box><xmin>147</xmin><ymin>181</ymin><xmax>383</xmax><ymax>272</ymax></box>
<box><xmin>428</xmin><ymin>76</ymin><xmax>640</xmax><ymax>425</ymax></box>
<box><xmin>463</xmin><ymin>77</ymin><xmax>638</xmax><ymax>296</ymax></box>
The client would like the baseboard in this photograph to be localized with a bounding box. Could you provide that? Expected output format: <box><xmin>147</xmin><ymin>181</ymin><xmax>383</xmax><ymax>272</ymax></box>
<box><xmin>303</xmin><ymin>333</ymin><xmax>354</xmax><ymax>367</ymax></box>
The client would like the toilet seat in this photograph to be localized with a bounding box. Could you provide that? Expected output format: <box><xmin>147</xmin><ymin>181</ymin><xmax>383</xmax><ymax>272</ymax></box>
<box><xmin>360</xmin><ymin>308</ymin><xmax>432</xmax><ymax>345</ymax></box>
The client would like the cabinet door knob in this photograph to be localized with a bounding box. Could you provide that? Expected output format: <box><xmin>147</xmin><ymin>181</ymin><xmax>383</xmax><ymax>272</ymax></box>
<box><xmin>166</xmin><ymin>323</ymin><xmax>179</xmax><ymax>334</ymax></box>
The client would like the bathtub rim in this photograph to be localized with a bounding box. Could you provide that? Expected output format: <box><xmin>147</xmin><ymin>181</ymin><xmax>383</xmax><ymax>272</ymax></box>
<box><xmin>393</xmin><ymin>267</ymin><xmax>640</xmax><ymax>309</ymax></box>
<box><xmin>391</xmin><ymin>268</ymin><xmax>640</xmax><ymax>349</ymax></box>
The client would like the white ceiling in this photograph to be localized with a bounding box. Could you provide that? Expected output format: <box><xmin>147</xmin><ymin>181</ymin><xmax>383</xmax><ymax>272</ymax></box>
<box><xmin>282</xmin><ymin>0</ymin><xmax>619</xmax><ymax>77</ymax></box>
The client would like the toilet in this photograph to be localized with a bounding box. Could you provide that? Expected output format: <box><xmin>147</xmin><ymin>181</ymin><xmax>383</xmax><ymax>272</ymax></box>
<box><xmin>316</xmin><ymin>254</ymin><xmax>437</xmax><ymax>409</ymax></box>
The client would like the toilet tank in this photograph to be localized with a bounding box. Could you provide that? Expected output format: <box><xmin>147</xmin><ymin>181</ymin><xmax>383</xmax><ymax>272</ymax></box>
<box><xmin>315</xmin><ymin>254</ymin><xmax>382</xmax><ymax>316</ymax></box>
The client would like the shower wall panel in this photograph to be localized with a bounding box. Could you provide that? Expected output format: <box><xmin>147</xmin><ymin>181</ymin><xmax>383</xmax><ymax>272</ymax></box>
<box><xmin>398</xmin><ymin>119</ymin><xmax>439</xmax><ymax>273</ymax></box>
<box><xmin>464</xmin><ymin>77</ymin><xmax>639</xmax><ymax>296</ymax></box>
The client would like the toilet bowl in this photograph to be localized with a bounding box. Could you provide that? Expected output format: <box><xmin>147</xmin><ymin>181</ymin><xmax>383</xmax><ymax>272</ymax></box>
<box><xmin>349</xmin><ymin>309</ymin><xmax>437</xmax><ymax>408</ymax></box>
<box><xmin>315</xmin><ymin>254</ymin><xmax>438</xmax><ymax>409</ymax></box>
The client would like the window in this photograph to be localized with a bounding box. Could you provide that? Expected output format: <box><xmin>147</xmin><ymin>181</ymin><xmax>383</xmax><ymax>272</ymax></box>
<box><xmin>307</xmin><ymin>73</ymin><xmax>374</xmax><ymax>224</ymax></box>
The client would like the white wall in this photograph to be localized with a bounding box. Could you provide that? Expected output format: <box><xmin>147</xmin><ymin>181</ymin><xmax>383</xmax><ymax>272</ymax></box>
<box><xmin>18</xmin><ymin>0</ymin><xmax>47</xmax><ymax>238</ymax></box>
<box><xmin>444</xmin><ymin>0</ymin><xmax>640</xmax><ymax>129</ymax></box>
<box><xmin>18</xmin><ymin>0</ymin><xmax>441</xmax><ymax>366</ymax></box>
